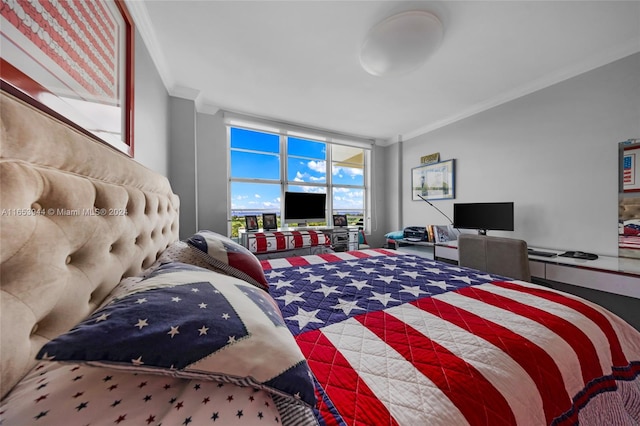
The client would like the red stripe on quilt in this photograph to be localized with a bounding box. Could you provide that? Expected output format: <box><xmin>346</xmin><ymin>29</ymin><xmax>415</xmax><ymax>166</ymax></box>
<box><xmin>316</xmin><ymin>253</ymin><xmax>344</xmax><ymax>263</ymax></box>
<box><xmin>296</xmin><ymin>329</ymin><xmax>397</xmax><ymax>426</ymax></box>
<box><xmin>260</xmin><ymin>248</ymin><xmax>397</xmax><ymax>270</ymax></box>
<box><xmin>413</xmin><ymin>296</ymin><xmax>572</xmax><ymax>424</ymax></box>
<box><xmin>346</xmin><ymin>250</ymin><xmax>373</xmax><ymax>258</ymax></box>
<box><xmin>357</xmin><ymin>310</ymin><xmax>517</xmax><ymax>425</ymax></box>
<box><xmin>456</xmin><ymin>286</ymin><xmax>603</xmax><ymax>385</ymax></box>
<box><xmin>371</xmin><ymin>248</ymin><xmax>399</xmax><ymax>256</ymax></box>
<box><xmin>284</xmin><ymin>256</ymin><xmax>312</xmax><ymax>267</ymax></box>
<box><xmin>492</xmin><ymin>281</ymin><xmax>629</xmax><ymax>367</ymax></box>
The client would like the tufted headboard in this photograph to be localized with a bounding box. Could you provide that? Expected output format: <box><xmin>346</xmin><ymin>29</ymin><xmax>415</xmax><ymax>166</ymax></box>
<box><xmin>620</xmin><ymin>196</ymin><xmax>640</xmax><ymax>221</ymax></box>
<box><xmin>0</xmin><ymin>90</ymin><xmax>180</xmax><ymax>399</ymax></box>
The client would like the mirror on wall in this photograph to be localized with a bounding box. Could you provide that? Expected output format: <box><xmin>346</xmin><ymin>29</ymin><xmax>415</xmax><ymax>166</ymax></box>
<box><xmin>619</xmin><ymin>139</ymin><xmax>640</xmax><ymax>259</ymax></box>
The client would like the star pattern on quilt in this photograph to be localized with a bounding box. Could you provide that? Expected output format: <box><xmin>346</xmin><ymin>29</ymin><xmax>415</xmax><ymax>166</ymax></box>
<box><xmin>267</xmin><ymin>254</ymin><xmax>506</xmax><ymax>334</ymax></box>
<box><xmin>39</xmin><ymin>281</ymin><xmax>252</xmax><ymax>369</ymax></box>
<box><xmin>0</xmin><ymin>363</ymin><xmax>281</xmax><ymax>425</ymax></box>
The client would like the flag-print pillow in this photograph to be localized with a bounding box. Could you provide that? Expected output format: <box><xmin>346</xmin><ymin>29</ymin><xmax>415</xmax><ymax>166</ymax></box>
<box><xmin>36</xmin><ymin>262</ymin><xmax>316</xmax><ymax>407</ymax></box>
<box><xmin>186</xmin><ymin>230</ymin><xmax>269</xmax><ymax>291</ymax></box>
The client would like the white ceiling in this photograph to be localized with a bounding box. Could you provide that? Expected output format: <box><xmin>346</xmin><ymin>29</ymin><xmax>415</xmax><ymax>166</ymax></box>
<box><xmin>126</xmin><ymin>1</ymin><xmax>640</xmax><ymax>145</ymax></box>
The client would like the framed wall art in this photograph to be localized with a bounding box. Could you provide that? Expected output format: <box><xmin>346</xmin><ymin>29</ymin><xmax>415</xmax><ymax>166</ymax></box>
<box><xmin>412</xmin><ymin>159</ymin><xmax>455</xmax><ymax>201</ymax></box>
<box><xmin>623</xmin><ymin>145</ymin><xmax>640</xmax><ymax>193</ymax></box>
<box><xmin>0</xmin><ymin>0</ymin><xmax>135</xmax><ymax>156</ymax></box>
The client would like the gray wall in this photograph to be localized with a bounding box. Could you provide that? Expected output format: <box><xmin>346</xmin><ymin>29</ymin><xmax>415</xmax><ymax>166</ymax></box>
<box><xmin>397</xmin><ymin>53</ymin><xmax>640</xmax><ymax>256</ymax></box>
<box><xmin>167</xmin><ymin>103</ymin><xmax>228</xmax><ymax>239</ymax></box>
<box><xmin>366</xmin><ymin>144</ymin><xmax>388</xmax><ymax>248</ymax></box>
<box><xmin>169</xmin><ymin>97</ymin><xmax>197</xmax><ymax>238</ymax></box>
<box><xmin>381</xmin><ymin>142</ymin><xmax>402</xmax><ymax>237</ymax></box>
<box><xmin>132</xmin><ymin>30</ymin><xmax>170</xmax><ymax>176</ymax></box>
<box><xmin>196</xmin><ymin>110</ymin><xmax>228</xmax><ymax>235</ymax></box>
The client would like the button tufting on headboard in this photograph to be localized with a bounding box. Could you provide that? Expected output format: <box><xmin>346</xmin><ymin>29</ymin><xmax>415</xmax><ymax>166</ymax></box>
<box><xmin>0</xmin><ymin>91</ymin><xmax>180</xmax><ymax>400</ymax></box>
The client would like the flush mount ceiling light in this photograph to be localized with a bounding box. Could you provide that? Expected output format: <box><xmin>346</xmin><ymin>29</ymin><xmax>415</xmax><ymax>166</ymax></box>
<box><xmin>359</xmin><ymin>10</ymin><xmax>444</xmax><ymax>77</ymax></box>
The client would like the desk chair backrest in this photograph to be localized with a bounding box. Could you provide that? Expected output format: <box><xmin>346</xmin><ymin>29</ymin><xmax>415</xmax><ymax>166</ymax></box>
<box><xmin>458</xmin><ymin>234</ymin><xmax>531</xmax><ymax>282</ymax></box>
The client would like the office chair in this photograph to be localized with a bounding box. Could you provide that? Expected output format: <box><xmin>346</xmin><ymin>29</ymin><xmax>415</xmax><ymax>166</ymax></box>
<box><xmin>458</xmin><ymin>234</ymin><xmax>531</xmax><ymax>281</ymax></box>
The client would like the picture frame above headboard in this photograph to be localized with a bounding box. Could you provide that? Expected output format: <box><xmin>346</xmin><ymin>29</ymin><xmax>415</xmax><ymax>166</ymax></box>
<box><xmin>0</xmin><ymin>0</ymin><xmax>135</xmax><ymax>156</ymax></box>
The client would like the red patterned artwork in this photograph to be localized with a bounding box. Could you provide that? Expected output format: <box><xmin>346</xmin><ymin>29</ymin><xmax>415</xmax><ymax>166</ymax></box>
<box><xmin>0</xmin><ymin>0</ymin><xmax>134</xmax><ymax>155</ymax></box>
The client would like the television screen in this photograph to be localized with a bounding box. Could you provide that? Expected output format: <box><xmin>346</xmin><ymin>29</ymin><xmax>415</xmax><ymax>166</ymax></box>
<box><xmin>284</xmin><ymin>191</ymin><xmax>326</xmax><ymax>223</ymax></box>
<box><xmin>453</xmin><ymin>202</ymin><xmax>514</xmax><ymax>234</ymax></box>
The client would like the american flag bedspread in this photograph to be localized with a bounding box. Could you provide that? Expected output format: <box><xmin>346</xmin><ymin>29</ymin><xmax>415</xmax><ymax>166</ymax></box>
<box><xmin>261</xmin><ymin>249</ymin><xmax>640</xmax><ymax>426</ymax></box>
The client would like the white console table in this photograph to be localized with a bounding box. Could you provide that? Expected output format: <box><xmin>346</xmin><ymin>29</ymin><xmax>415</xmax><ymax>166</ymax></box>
<box><xmin>527</xmin><ymin>249</ymin><xmax>640</xmax><ymax>299</ymax></box>
<box><xmin>395</xmin><ymin>239</ymin><xmax>640</xmax><ymax>299</ymax></box>
<box><xmin>394</xmin><ymin>239</ymin><xmax>458</xmax><ymax>263</ymax></box>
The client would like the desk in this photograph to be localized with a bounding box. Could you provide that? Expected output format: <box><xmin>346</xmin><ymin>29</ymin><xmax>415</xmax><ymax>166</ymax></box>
<box><xmin>397</xmin><ymin>239</ymin><xmax>640</xmax><ymax>298</ymax></box>
<box><xmin>394</xmin><ymin>239</ymin><xmax>458</xmax><ymax>263</ymax></box>
<box><xmin>527</xmin><ymin>248</ymin><xmax>640</xmax><ymax>299</ymax></box>
<box><xmin>398</xmin><ymin>238</ymin><xmax>640</xmax><ymax>329</ymax></box>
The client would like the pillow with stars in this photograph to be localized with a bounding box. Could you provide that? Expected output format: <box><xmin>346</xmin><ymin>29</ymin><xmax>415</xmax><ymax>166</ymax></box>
<box><xmin>36</xmin><ymin>262</ymin><xmax>316</xmax><ymax>407</ymax></box>
<box><xmin>186</xmin><ymin>230</ymin><xmax>270</xmax><ymax>292</ymax></box>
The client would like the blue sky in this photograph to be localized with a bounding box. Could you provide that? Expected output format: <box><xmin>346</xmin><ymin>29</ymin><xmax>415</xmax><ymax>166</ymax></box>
<box><xmin>230</xmin><ymin>128</ymin><xmax>364</xmax><ymax>213</ymax></box>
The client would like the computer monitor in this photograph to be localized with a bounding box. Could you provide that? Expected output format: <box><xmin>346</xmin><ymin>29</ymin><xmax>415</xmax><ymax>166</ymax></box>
<box><xmin>283</xmin><ymin>191</ymin><xmax>326</xmax><ymax>226</ymax></box>
<box><xmin>453</xmin><ymin>202</ymin><xmax>514</xmax><ymax>235</ymax></box>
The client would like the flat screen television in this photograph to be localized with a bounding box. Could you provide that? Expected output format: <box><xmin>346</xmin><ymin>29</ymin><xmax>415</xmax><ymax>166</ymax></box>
<box><xmin>453</xmin><ymin>202</ymin><xmax>514</xmax><ymax>235</ymax></box>
<box><xmin>283</xmin><ymin>191</ymin><xmax>326</xmax><ymax>225</ymax></box>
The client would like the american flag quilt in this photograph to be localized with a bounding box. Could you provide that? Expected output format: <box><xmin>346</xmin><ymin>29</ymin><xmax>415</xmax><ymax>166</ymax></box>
<box><xmin>262</xmin><ymin>249</ymin><xmax>640</xmax><ymax>425</ymax></box>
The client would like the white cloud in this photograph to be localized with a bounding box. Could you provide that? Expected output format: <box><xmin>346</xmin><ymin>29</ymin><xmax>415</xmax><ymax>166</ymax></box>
<box><xmin>332</xmin><ymin>165</ymin><xmax>363</xmax><ymax>178</ymax></box>
<box><xmin>307</xmin><ymin>160</ymin><xmax>326</xmax><ymax>172</ymax></box>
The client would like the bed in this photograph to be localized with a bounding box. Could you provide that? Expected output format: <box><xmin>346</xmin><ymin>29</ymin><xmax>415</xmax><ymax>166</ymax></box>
<box><xmin>2</xmin><ymin>86</ymin><xmax>640</xmax><ymax>426</ymax></box>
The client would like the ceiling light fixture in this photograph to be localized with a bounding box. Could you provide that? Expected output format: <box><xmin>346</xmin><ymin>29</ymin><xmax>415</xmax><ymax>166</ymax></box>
<box><xmin>359</xmin><ymin>10</ymin><xmax>444</xmax><ymax>77</ymax></box>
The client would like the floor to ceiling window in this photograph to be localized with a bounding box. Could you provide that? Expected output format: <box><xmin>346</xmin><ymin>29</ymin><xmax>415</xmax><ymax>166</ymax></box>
<box><xmin>228</xmin><ymin>121</ymin><xmax>371</xmax><ymax>237</ymax></box>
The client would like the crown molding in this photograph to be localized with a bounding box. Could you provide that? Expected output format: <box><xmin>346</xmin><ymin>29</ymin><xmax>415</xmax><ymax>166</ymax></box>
<box><xmin>124</xmin><ymin>1</ymin><xmax>220</xmax><ymax>116</ymax></box>
<box><xmin>124</xmin><ymin>0</ymin><xmax>174</xmax><ymax>90</ymax></box>
<box><xmin>402</xmin><ymin>39</ymin><xmax>640</xmax><ymax>143</ymax></box>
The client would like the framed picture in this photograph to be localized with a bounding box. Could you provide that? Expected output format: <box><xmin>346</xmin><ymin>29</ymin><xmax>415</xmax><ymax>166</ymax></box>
<box><xmin>245</xmin><ymin>215</ymin><xmax>259</xmax><ymax>231</ymax></box>
<box><xmin>623</xmin><ymin>146</ymin><xmax>640</xmax><ymax>192</ymax></box>
<box><xmin>0</xmin><ymin>0</ymin><xmax>135</xmax><ymax>156</ymax></box>
<box><xmin>262</xmin><ymin>213</ymin><xmax>277</xmax><ymax>230</ymax></box>
<box><xmin>333</xmin><ymin>214</ymin><xmax>347</xmax><ymax>227</ymax></box>
<box><xmin>412</xmin><ymin>159</ymin><xmax>455</xmax><ymax>201</ymax></box>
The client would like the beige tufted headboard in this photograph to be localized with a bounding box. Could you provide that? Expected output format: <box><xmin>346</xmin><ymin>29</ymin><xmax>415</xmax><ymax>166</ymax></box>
<box><xmin>0</xmin><ymin>90</ymin><xmax>180</xmax><ymax>399</ymax></box>
<box><xmin>620</xmin><ymin>196</ymin><xmax>640</xmax><ymax>221</ymax></box>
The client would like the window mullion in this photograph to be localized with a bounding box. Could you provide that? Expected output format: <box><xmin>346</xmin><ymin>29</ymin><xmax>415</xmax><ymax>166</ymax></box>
<box><xmin>326</xmin><ymin>142</ymin><xmax>333</xmax><ymax>216</ymax></box>
<box><xmin>280</xmin><ymin>134</ymin><xmax>286</xmax><ymax>206</ymax></box>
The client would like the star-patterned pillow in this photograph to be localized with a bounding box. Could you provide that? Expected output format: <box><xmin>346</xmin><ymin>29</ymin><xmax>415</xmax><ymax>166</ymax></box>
<box><xmin>186</xmin><ymin>230</ymin><xmax>270</xmax><ymax>292</ymax></box>
<box><xmin>36</xmin><ymin>262</ymin><xmax>316</xmax><ymax>407</ymax></box>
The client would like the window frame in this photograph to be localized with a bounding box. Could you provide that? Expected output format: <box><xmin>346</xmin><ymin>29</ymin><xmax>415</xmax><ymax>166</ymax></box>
<box><xmin>227</xmin><ymin>120</ymin><xmax>372</xmax><ymax>236</ymax></box>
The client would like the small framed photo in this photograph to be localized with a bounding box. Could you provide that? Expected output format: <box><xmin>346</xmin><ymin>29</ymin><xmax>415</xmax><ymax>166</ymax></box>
<box><xmin>245</xmin><ymin>215</ymin><xmax>259</xmax><ymax>231</ymax></box>
<box><xmin>333</xmin><ymin>214</ymin><xmax>347</xmax><ymax>227</ymax></box>
<box><xmin>262</xmin><ymin>213</ymin><xmax>277</xmax><ymax>230</ymax></box>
